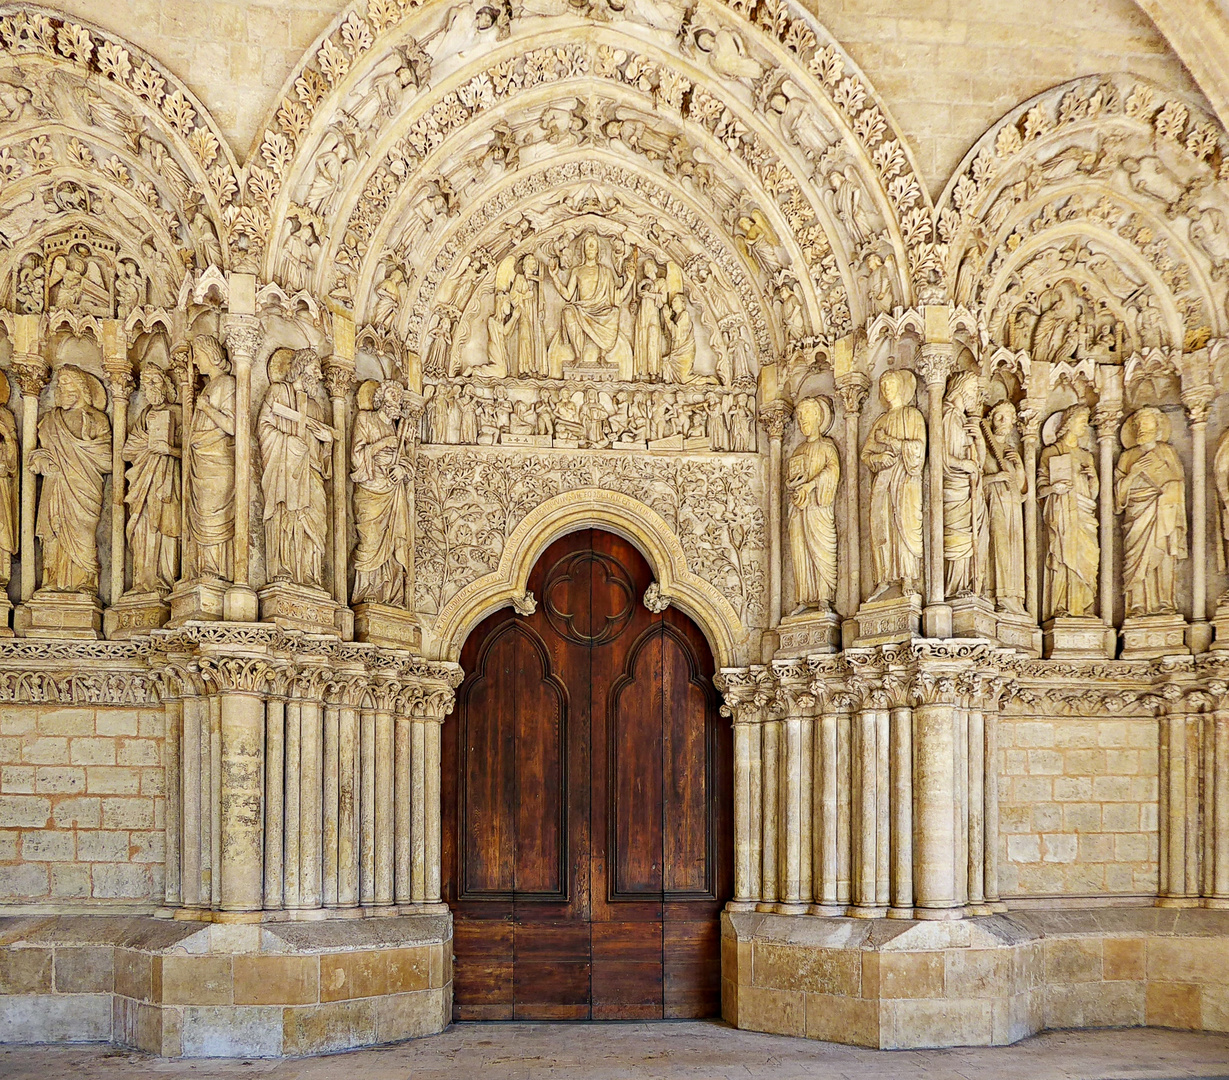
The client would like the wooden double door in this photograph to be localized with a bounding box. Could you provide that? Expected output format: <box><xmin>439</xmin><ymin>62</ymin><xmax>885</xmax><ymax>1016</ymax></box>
<box><xmin>443</xmin><ymin>529</ymin><xmax>732</xmax><ymax>1020</ymax></box>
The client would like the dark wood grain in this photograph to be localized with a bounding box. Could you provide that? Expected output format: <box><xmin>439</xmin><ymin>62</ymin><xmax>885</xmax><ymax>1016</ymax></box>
<box><xmin>444</xmin><ymin>528</ymin><xmax>731</xmax><ymax>1020</ymax></box>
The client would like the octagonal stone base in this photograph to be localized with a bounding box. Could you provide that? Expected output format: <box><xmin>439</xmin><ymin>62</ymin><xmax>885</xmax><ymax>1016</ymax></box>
<box><xmin>721</xmin><ymin>907</ymin><xmax>1229</xmax><ymax>1049</ymax></box>
<box><xmin>0</xmin><ymin>913</ymin><xmax>451</xmax><ymax>1057</ymax></box>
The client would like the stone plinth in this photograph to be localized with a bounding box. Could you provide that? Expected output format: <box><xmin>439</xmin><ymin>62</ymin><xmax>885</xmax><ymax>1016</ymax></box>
<box><xmin>0</xmin><ymin>913</ymin><xmax>452</xmax><ymax>1057</ymax></box>
<box><xmin>353</xmin><ymin>602</ymin><xmax>421</xmax><ymax>651</ymax></box>
<box><xmin>168</xmin><ymin>578</ymin><xmax>228</xmax><ymax>625</ymax></box>
<box><xmin>722</xmin><ymin>906</ymin><xmax>1229</xmax><ymax>1049</ymax></box>
<box><xmin>776</xmin><ymin>609</ymin><xmax>840</xmax><ymax>656</ymax></box>
<box><xmin>950</xmin><ymin>595</ymin><xmax>997</xmax><ymax>640</ymax></box>
<box><xmin>995</xmin><ymin>609</ymin><xmax>1042</xmax><ymax>656</ymax></box>
<box><xmin>854</xmin><ymin>593</ymin><xmax>921</xmax><ymax>646</ymax></box>
<box><xmin>258</xmin><ymin>581</ymin><xmax>340</xmax><ymax>636</ymax></box>
<box><xmin>1120</xmin><ymin>613</ymin><xmax>1190</xmax><ymax>660</ymax></box>
<box><xmin>14</xmin><ymin>590</ymin><xmax>103</xmax><ymax>639</ymax></box>
<box><xmin>1042</xmin><ymin>615</ymin><xmax>1115</xmax><ymax>659</ymax></box>
<box><xmin>104</xmin><ymin>590</ymin><xmax>170</xmax><ymax>639</ymax></box>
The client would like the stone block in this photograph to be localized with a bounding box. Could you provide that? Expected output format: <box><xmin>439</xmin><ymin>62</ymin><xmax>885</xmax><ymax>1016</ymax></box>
<box><xmin>92</xmin><ymin>864</ymin><xmax>151</xmax><ymax>900</ymax></box>
<box><xmin>732</xmin><ymin>984</ymin><xmax>805</xmax><ymax>1037</ymax></box>
<box><xmin>945</xmin><ymin>949</ymin><xmax>1011</xmax><ymax>997</ymax></box>
<box><xmin>0</xmin><ymin>949</ymin><xmax>51</xmax><ymax>994</ymax></box>
<box><xmin>385</xmin><ymin>947</ymin><xmax>430</xmax><ymax>995</ymax></box>
<box><xmin>181</xmin><ymin>1004</ymin><xmax>283</xmax><ymax>1057</ymax></box>
<box><xmin>49</xmin><ymin>865</ymin><xmax>91</xmax><ymax>898</ymax></box>
<box><xmin>881</xmin><ymin>997</ymin><xmax>995</xmax><ymax>1049</ymax></box>
<box><xmin>0</xmin><ymin>993</ymin><xmax>111</xmax><ymax>1042</ymax></box>
<box><xmin>320</xmin><ymin>950</ymin><xmax>386</xmax><ymax>1001</ymax></box>
<box><xmin>21</xmin><ymin>830</ymin><xmax>75</xmax><ymax>862</ymax></box>
<box><xmin>804</xmin><ymin>991</ymin><xmax>880</xmax><ymax>1046</ymax></box>
<box><xmin>53</xmin><ymin>797</ymin><xmax>101</xmax><ymax>828</ymax></box>
<box><xmin>1043</xmin><ymin>938</ymin><xmax>1102</xmax><ymax>983</ymax></box>
<box><xmin>1102</xmin><ymin>937</ymin><xmax>1145</xmax><ymax>981</ymax></box>
<box><xmin>34</xmin><ymin>766</ymin><xmax>85</xmax><ymax>794</ymax></box>
<box><xmin>54</xmin><ymin>946</ymin><xmax>115</xmax><ymax>993</ymax></box>
<box><xmin>0</xmin><ymin>863</ymin><xmax>48</xmax><ymax>898</ymax></box>
<box><xmin>161</xmin><ymin>955</ymin><xmax>232</xmax><ymax>1006</ymax></box>
<box><xmin>1147</xmin><ymin>937</ymin><xmax>1229</xmax><ymax>985</ymax></box>
<box><xmin>281</xmin><ymin>998</ymin><xmax>378</xmax><ymax>1055</ymax></box>
<box><xmin>1045</xmin><ymin>979</ymin><xmax>1145</xmax><ymax>1028</ymax></box>
<box><xmin>1146</xmin><ymin>982</ymin><xmax>1202</xmax><ymax>1029</ymax></box>
<box><xmin>114</xmin><ymin>950</ymin><xmax>158</xmax><ymax>1002</ymax></box>
<box><xmin>752</xmin><ymin>942</ymin><xmax>859</xmax><ymax>996</ymax></box>
<box><xmin>878</xmin><ymin>950</ymin><xmax>945</xmax><ymax>999</ymax></box>
<box><xmin>0</xmin><ymin>796</ymin><xmax>50</xmax><ymax>828</ymax></box>
<box><xmin>233</xmin><ymin>955</ymin><xmax>318</xmax><ymax>1006</ymax></box>
<box><xmin>373</xmin><ymin>988</ymin><xmax>448</xmax><ymax>1043</ymax></box>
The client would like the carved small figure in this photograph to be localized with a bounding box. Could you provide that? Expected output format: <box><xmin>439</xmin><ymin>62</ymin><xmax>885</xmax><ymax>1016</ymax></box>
<box><xmin>730</xmin><ymin>392</ymin><xmax>757</xmax><ymax>452</ymax></box>
<box><xmin>787</xmin><ymin>397</ymin><xmax>840</xmax><ymax>613</ymax></box>
<box><xmin>30</xmin><ymin>366</ymin><xmax>111</xmax><ymax>593</ymax></box>
<box><xmin>1038</xmin><ymin>405</ymin><xmax>1099</xmax><ymax>619</ymax></box>
<box><xmin>633</xmin><ymin>260</ymin><xmax>667</xmax><ymax>381</ymax></box>
<box><xmin>942</xmin><ymin>371</ymin><xmax>988</xmax><ymax>597</ymax></box>
<box><xmin>258</xmin><ymin>348</ymin><xmax>333</xmax><ymax>588</ymax></box>
<box><xmin>580</xmin><ymin>387</ymin><xmax>609</xmax><ymax>448</ymax></box>
<box><xmin>1115</xmin><ymin>405</ymin><xmax>1187</xmax><ymax>617</ymax></box>
<box><xmin>187</xmin><ymin>335</ymin><xmax>236</xmax><ymax>581</ymax></box>
<box><xmin>508</xmin><ymin>254</ymin><xmax>546</xmax><ymax>377</ymax></box>
<box><xmin>982</xmin><ymin>401</ymin><xmax>1027</xmax><ymax>614</ymax></box>
<box><xmin>351</xmin><ymin>380</ymin><xmax>412</xmax><ymax>607</ymax></box>
<box><xmin>123</xmin><ymin>363</ymin><xmax>181</xmax><ymax>594</ymax></box>
<box><xmin>664</xmin><ymin>294</ymin><xmax>697</xmax><ymax>384</ymax></box>
<box><xmin>861</xmin><ymin>369</ymin><xmax>925</xmax><ymax>598</ymax></box>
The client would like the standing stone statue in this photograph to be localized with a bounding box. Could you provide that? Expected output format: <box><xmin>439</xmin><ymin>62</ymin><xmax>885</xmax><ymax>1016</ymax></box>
<box><xmin>0</xmin><ymin>372</ymin><xmax>19</xmax><ymax>588</ymax></box>
<box><xmin>30</xmin><ymin>365</ymin><xmax>111</xmax><ymax>593</ymax></box>
<box><xmin>123</xmin><ymin>362</ymin><xmax>181</xmax><ymax>594</ymax></box>
<box><xmin>1217</xmin><ymin>425</ymin><xmax>1229</xmax><ymax>578</ymax></box>
<box><xmin>862</xmin><ymin>369</ymin><xmax>926</xmax><ymax>597</ymax></box>
<box><xmin>1114</xmin><ymin>405</ymin><xmax>1187</xmax><ymax>617</ymax></box>
<box><xmin>509</xmin><ymin>254</ymin><xmax>546</xmax><ymax>377</ymax></box>
<box><xmin>942</xmin><ymin>371</ymin><xmax>989</xmax><ymax>597</ymax></box>
<box><xmin>258</xmin><ymin>348</ymin><xmax>333</xmax><ymax>588</ymax></box>
<box><xmin>786</xmin><ymin>396</ymin><xmax>840</xmax><ymax>613</ymax></box>
<box><xmin>1038</xmin><ymin>404</ymin><xmax>1099</xmax><ymax>619</ymax></box>
<box><xmin>187</xmin><ymin>334</ymin><xmax>235</xmax><ymax>581</ymax></box>
<box><xmin>351</xmin><ymin>380</ymin><xmax>412</xmax><ymax>607</ymax></box>
<box><xmin>981</xmin><ymin>400</ymin><xmax>1027</xmax><ymax>614</ymax></box>
<box><xmin>634</xmin><ymin>260</ymin><xmax>667</xmax><ymax>381</ymax></box>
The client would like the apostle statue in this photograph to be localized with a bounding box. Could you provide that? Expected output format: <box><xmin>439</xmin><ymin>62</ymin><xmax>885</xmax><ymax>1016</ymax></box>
<box><xmin>786</xmin><ymin>396</ymin><xmax>840</xmax><ymax>613</ymax></box>
<box><xmin>1216</xmin><ymin>425</ymin><xmax>1229</xmax><ymax>580</ymax></box>
<box><xmin>1114</xmin><ymin>405</ymin><xmax>1187</xmax><ymax>617</ymax></box>
<box><xmin>30</xmin><ymin>365</ymin><xmax>111</xmax><ymax>593</ymax></box>
<box><xmin>861</xmin><ymin>369</ymin><xmax>926</xmax><ymax>597</ymax></box>
<box><xmin>0</xmin><ymin>372</ymin><xmax>18</xmax><ymax>588</ymax></box>
<box><xmin>942</xmin><ymin>371</ymin><xmax>989</xmax><ymax>597</ymax></box>
<box><xmin>547</xmin><ymin>233</ymin><xmax>634</xmax><ymax>377</ymax></box>
<box><xmin>509</xmin><ymin>254</ymin><xmax>546</xmax><ymax>378</ymax></box>
<box><xmin>187</xmin><ymin>334</ymin><xmax>236</xmax><ymax>581</ymax></box>
<box><xmin>123</xmin><ymin>362</ymin><xmax>181</xmax><ymax>594</ymax></box>
<box><xmin>634</xmin><ymin>259</ymin><xmax>667</xmax><ymax>381</ymax></box>
<box><xmin>1038</xmin><ymin>404</ymin><xmax>1099</xmax><ymax>619</ymax></box>
<box><xmin>351</xmin><ymin>380</ymin><xmax>412</xmax><ymax>607</ymax></box>
<box><xmin>258</xmin><ymin>348</ymin><xmax>333</xmax><ymax>589</ymax></box>
<box><xmin>981</xmin><ymin>400</ymin><xmax>1027</xmax><ymax>614</ymax></box>
<box><xmin>664</xmin><ymin>295</ymin><xmax>697</xmax><ymax>384</ymax></box>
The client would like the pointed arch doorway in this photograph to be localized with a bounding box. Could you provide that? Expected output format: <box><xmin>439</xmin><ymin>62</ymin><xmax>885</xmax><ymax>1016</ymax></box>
<box><xmin>442</xmin><ymin>528</ymin><xmax>733</xmax><ymax>1020</ymax></box>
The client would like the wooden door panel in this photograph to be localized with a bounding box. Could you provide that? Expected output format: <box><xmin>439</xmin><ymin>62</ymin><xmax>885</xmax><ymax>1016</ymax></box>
<box><xmin>447</xmin><ymin>528</ymin><xmax>730</xmax><ymax>1021</ymax></box>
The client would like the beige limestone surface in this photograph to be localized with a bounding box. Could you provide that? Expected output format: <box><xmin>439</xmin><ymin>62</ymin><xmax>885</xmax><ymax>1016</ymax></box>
<box><xmin>2</xmin><ymin>1023</ymin><xmax>1229</xmax><ymax>1078</ymax></box>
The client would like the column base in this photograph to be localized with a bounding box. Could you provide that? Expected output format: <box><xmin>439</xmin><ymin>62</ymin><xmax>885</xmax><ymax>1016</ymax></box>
<box><xmin>855</xmin><ymin>591</ymin><xmax>921</xmax><ymax>645</ymax></box>
<box><xmin>922</xmin><ymin>601</ymin><xmax>952</xmax><ymax>638</ymax></box>
<box><xmin>950</xmin><ymin>594</ymin><xmax>997</xmax><ymax>640</ymax></box>
<box><xmin>353</xmin><ymin>601</ymin><xmax>421</xmax><ymax>650</ymax></box>
<box><xmin>1120</xmin><ymin>612</ymin><xmax>1190</xmax><ymax>660</ymax></box>
<box><xmin>995</xmin><ymin>607</ymin><xmax>1042</xmax><ymax>656</ymax></box>
<box><xmin>14</xmin><ymin>590</ymin><xmax>102</xmax><ymax>639</ymax></box>
<box><xmin>168</xmin><ymin>577</ymin><xmax>229</xmax><ymax>625</ymax></box>
<box><xmin>224</xmin><ymin>583</ymin><xmax>259</xmax><ymax>622</ymax></box>
<box><xmin>104</xmin><ymin>589</ymin><xmax>170</xmax><ymax>638</ymax></box>
<box><xmin>1042</xmin><ymin>615</ymin><xmax>1115</xmax><ymax>659</ymax></box>
<box><xmin>259</xmin><ymin>581</ymin><xmax>340</xmax><ymax>636</ymax></box>
<box><xmin>776</xmin><ymin>608</ymin><xmax>840</xmax><ymax>655</ymax></box>
<box><xmin>1188</xmin><ymin>620</ymin><xmax>1213</xmax><ymax>654</ymax></box>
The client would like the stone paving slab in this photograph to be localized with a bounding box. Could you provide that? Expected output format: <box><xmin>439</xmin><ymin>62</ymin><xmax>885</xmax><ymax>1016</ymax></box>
<box><xmin>1</xmin><ymin>1022</ymin><xmax>1228</xmax><ymax>1079</ymax></box>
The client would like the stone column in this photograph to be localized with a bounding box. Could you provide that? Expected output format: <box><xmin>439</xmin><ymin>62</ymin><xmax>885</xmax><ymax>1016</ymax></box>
<box><xmin>283</xmin><ymin>698</ymin><xmax>302</xmax><ymax>908</ymax></box>
<box><xmin>1181</xmin><ymin>366</ymin><xmax>1215</xmax><ymax>653</ymax></box>
<box><xmin>374</xmin><ymin>701</ymin><xmax>395</xmax><ymax>906</ymax></box>
<box><xmin>729</xmin><ymin>702</ymin><xmax>759</xmax><ymax>908</ymax></box>
<box><xmin>338</xmin><ymin>702</ymin><xmax>360</xmax><ymax>906</ymax></box>
<box><xmin>424</xmin><ymin>714</ymin><xmax>443</xmax><ymax>904</ymax></box>
<box><xmin>1158</xmin><ymin>698</ymin><xmax>1200</xmax><ymax>906</ymax></box>
<box><xmin>850</xmin><ymin>686</ymin><xmax>887</xmax><ymax>917</ymax></box>
<box><xmin>1020</xmin><ymin>408</ymin><xmax>1043</xmax><ymax>624</ymax></box>
<box><xmin>912</xmin><ymin>672</ymin><xmax>963</xmax><ymax>918</ymax></box>
<box><xmin>324</xmin><ymin>315</ymin><xmax>356</xmax><ymax>640</ymax></box>
<box><xmin>163</xmin><ymin>697</ymin><xmax>182</xmax><ymax>908</ymax></box>
<box><xmin>812</xmin><ymin>702</ymin><xmax>843</xmax><ymax>914</ymax></box>
<box><xmin>221</xmin><ymin>298</ymin><xmax>260</xmax><ymax>622</ymax></box>
<box><xmin>761</xmin><ymin>400</ymin><xmax>792</xmax><ymax>635</ymax></box>
<box><xmin>917</xmin><ymin>343</ymin><xmax>956</xmax><ymax>638</ymax></box>
<box><xmin>323</xmin><ymin>702</ymin><xmax>340</xmax><ymax>906</ymax></box>
<box><xmin>835</xmin><ymin>367</ymin><xmax>870</xmax><ymax>642</ymax></box>
<box><xmin>101</xmin><ymin>321</ymin><xmax>133</xmax><ymax>613</ymax></box>
<box><xmin>393</xmin><ymin>687</ymin><xmax>413</xmax><ymax>904</ymax></box>
<box><xmin>776</xmin><ymin>700</ymin><xmax>810</xmax><ymax>914</ymax></box>
<box><xmin>264</xmin><ymin>695</ymin><xmax>285</xmax><ymax>910</ymax></box>
<box><xmin>9</xmin><ymin>325</ymin><xmax>48</xmax><ymax>605</ymax></box>
<box><xmin>1208</xmin><ymin>692</ymin><xmax>1229</xmax><ymax>908</ymax></box>
<box><xmin>1093</xmin><ymin>367</ymin><xmax>1123</xmax><ymax>635</ymax></box>
<box><xmin>889</xmin><ymin>698</ymin><xmax>913</xmax><ymax>916</ymax></box>
<box><xmin>299</xmin><ymin>695</ymin><xmax>323</xmax><ymax>909</ymax></box>
<box><xmin>759</xmin><ymin>716</ymin><xmax>780</xmax><ymax>908</ymax></box>
<box><xmin>214</xmin><ymin>664</ymin><xmax>268</xmax><ymax>915</ymax></box>
<box><xmin>983</xmin><ymin>685</ymin><xmax>1004</xmax><ymax>911</ymax></box>
<box><xmin>360</xmin><ymin>705</ymin><xmax>376</xmax><ymax>905</ymax></box>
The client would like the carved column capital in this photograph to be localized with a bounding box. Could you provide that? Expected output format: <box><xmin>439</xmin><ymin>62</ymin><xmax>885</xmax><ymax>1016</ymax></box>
<box><xmin>221</xmin><ymin>315</ymin><xmax>261</xmax><ymax>364</ymax></box>
<box><xmin>759</xmin><ymin>399</ymin><xmax>792</xmax><ymax>440</ymax></box>
<box><xmin>1094</xmin><ymin>403</ymin><xmax>1123</xmax><ymax>438</ymax></box>
<box><xmin>916</xmin><ymin>343</ymin><xmax>956</xmax><ymax>388</ymax></box>
<box><xmin>1181</xmin><ymin>385</ymin><xmax>1215</xmax><ymax>426</ymax></box>
<box><xmin>102</xmin><ymin>364</ymin><xmax>135</xmax><ymax>400</ymax></box>
<box><xmin>10</xmin><ymin>352</ymin><xmax>49</xmax><ymax>397</ymax></box>
<box><xmin>834</xmin><ymin>372</ymin><xmax>871</xmax><ymax>414</ymax></box>
<box><xmin>323</xmin><ymin>358</ymin><xmax>357</xmax><ymax>400</ymax></box>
